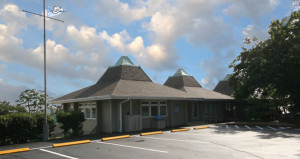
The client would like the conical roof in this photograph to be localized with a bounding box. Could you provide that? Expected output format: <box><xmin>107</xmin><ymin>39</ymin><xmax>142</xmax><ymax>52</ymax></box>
<box><xmin>53</xmin><ymin>57</ymin><xmax>197</xmax><ymax>103</ymax></box>
<box><xmin>213</xmin><ymin>74</ymin><xmax>234</xmax><ymax>96</ymax></box>
<box><xmin>174</xmin><ymin>69</ymin><xmax>188</xmax><ymax>76</ymax></box>
<box><xmin>164</xmin><ymin>69</ymin><xmax>233</xmax><ymax>100</ymax></box>
<box><xmin>113</xmin><ymin>56</ymin><xmax>135</xmax><ymax>67</ymax></box>
<box><xmin>164</xmin><ymin>69</ymin><xmax>201</xmax><ymax>89</ymax></box>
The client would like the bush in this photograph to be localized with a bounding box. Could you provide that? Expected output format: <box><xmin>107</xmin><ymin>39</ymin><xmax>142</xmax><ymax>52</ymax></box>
<box><xmin>56</xmin><ymin>111</ymin><xmax>85</xmax><ymax>137</ymax></box>
<box><xmin>0</xmin><ymin>113</ymin><xmax>55</xmax><ymax>145</ymax></box>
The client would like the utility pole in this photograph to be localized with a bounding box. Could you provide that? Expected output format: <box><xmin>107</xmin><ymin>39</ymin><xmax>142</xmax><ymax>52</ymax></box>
<box><xmin>23</xmin><ymin>0</ymin><xmax>64</xmax><ymax>141</ymax></box>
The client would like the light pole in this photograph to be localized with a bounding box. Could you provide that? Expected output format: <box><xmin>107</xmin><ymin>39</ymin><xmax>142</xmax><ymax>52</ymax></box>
<box><xmin>23</xmin><ymin>0</ymin><xmax>64</xmax><ymax>141</ymax></box>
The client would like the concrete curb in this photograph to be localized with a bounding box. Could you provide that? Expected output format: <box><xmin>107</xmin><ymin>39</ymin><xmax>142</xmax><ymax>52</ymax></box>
<box><xmin>0</xmin><ymin>147</ymin><xmax>30</xmax><ymax>155</ymax></box>
<box><xmin>140</xmin><ymin>131</ymin><xmax>163</xmax><ymax>136</ymax></box>
<box><xmin>102</xmin><ymin>135</ymin><xmax>130</xmax><ymax>141</ymax></box>
<box><xmin>53</xmin><ymin>140</ymin><xmax>91</xmax><ymax>148</ymax></box>
<box><xmin>171</xmin><ymin>128</ymin><xmax>190</xmax><ymax>132</ymax></box>
<box><xmin>194</xmin><ymin>126</ymin><xmax>209</xmax><ymax>130</ymax></box>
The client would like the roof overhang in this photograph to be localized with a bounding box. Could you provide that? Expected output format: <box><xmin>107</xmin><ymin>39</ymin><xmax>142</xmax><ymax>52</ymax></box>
<box><xmin>51</xmin><ymin>95</ymin><xmax>233</xmax><ymax>104</ymax></box>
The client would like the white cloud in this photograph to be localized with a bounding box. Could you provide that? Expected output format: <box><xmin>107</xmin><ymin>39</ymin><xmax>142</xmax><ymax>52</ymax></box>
<box><xmin>0</xmin><ymin>80</ymin><xmax>27</xmax><ymax>104</ymax></box>
<box><xmin>223</xmin><ymin>0</ymin><xmax>280</xmax><ymax>21</ymax></box>
<box><xmin>0</xmin><ymin>4</ymin><xmax>111</xmax><ymax>82</ymax></box>
<box><xmin>94</xmin><ymin>0</ymin><xmax>148</xmax><ymax>23</ymax></box>
<box><xmin>0</xmin><ymin>64</ymin><xmax>7</xmax><ymax>74</ymax></box>
<box><xmin>242</xmin><ymin>24</ymin><xmax>269</xmax><ymax>44</ymax></box>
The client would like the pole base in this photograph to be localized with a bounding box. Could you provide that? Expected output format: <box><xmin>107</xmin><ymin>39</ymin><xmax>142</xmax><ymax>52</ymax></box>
<box><xmin>43</xmin><ymin>122</ymin><xmax>49</xmax><ymax>141</ymax></box>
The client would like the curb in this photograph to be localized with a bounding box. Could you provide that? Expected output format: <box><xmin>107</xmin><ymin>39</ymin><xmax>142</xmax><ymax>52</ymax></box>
<box><xmin>53</xmin><ymin>140</ymin><xmax>91</xmax><ymax>148</ymax></box>
<box><xmin>102</xmin><ymin>135</ymin><xmax>130</xmax><ymax>141</ymax></box>
<box><xmin>194</xmin><ymin>126</ymin><xmax>209</xmax><ymax>130</ymax></box>
<box><xmin>171</xmin><ymin>128</ymin><xmax>190</xmax><ymax>132</ymax></box>
<box><xmin>140</xmin><ymin>131</ymin><xmax>163</xmax><ymax>136</ymax></box>
<box><xmin>0</xmin><ymin>147</ymin><xmax>30</xmax><ymax>155</ymax></box>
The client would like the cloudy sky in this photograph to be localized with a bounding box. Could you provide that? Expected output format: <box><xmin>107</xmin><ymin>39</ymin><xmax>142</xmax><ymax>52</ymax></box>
<box><xmin>0</xmin><ymin>0</ymin><xmax>296</xmax><ymax>103</ymax></box>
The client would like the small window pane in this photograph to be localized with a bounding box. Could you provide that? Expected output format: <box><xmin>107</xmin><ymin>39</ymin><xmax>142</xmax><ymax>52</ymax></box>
<box><xmin>160</xmin><ymin>101</ymin><xmax>166</xmax><ymax>105</ymax></box>
<box><xmin>160</xmin><ymin>106</ymin><xmax>167</xmax><ymax>116</ymax></box>
<box><xmin>142</xmin><ymin>106</ymin><xmax>149</xmax><ymax>117</ymax></box>
<box><xmin>85</xmin><ymin>108</ymin><xmax>91</xmax><ymax>118</ymax></box>
<box><xmin>92</xmin><ymin>108</ymin><xmax>96</xmax><ymax>118</ymax></box>
<box><xmin>151</xmin><ymin>106</ymin><xmax>158</xmax><ymax>116</ymax></box>
<box><xmin>151</xmin><ymin>102</ymin><xmax>158</xmax><ymax>105</ymax></box>
<box><xmin>142</xmin><ymin>102</ymin><xmax>149</xmax><ymax>105</ymax></box>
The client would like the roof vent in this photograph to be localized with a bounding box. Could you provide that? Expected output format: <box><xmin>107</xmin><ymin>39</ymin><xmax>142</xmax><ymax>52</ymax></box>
<box><xmin>173</xmin><ymin>69</ymin><xmax>188</xmax><ymax>76</ymax></box>
<box><xmin>114</xmin><ymin>56</ymin><xmax>135</xmax><ymax>67</ymax></box>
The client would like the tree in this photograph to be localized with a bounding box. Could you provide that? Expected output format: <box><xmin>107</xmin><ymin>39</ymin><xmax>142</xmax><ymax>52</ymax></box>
<box><xmin>0</xmin><ymin>100</ymin><xmax>26</xmax><ymax>115</ymax></box>
<box><xmin>16</xmin><ymin>89</ymin><xmax>54</xmax><ymax>113</ymax></box>
<box><xmin>229</xmin><ymin>11</ymin><xmax>300</xmax><ymax>119</ymax></box>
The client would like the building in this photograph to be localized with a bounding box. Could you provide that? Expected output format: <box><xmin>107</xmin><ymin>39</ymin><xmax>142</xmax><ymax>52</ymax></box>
<box><xmin>52</xmin><ymin>56</ymin><xmax>234</xmax><ymax>134</ymax></box>
<box><xmin>213</xmin><ymin>74</ymin><xmax>234</xmax><ymax>97</ymax></box>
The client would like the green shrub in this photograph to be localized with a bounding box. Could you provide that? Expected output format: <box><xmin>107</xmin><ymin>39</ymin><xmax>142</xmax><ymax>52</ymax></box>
<box><xmin>56</xmin><ymin>111</ymin><xmax>85</xmax><ymax>137</ymax></box>
<box><xmin>0</xmin><ymin>113</ymin><xmax>55</xmax><ymax>145</ymax></box>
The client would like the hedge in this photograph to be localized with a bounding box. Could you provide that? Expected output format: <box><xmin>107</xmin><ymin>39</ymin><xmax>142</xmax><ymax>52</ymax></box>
<box><xmin>0</xmin><ymin>113</ymin><xmax>55</xmax><ymax>145</ymax></box>
<box><xmin>56</xmin><ymin>111</ymin><xmax>85</xmax><ymax>137</ymax></box>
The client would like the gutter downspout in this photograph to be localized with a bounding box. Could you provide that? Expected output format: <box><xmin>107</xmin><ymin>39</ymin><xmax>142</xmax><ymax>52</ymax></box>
<box><xmin>119</xmin><ymin>98</ymin><xmax>130</xmax><ymax>132</ymax></box>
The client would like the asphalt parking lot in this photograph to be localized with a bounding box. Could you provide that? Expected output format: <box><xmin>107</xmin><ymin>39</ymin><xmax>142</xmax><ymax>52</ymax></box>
<box><xmin>1</xmin><ymin>124</ymin><xmax>299</xmax><ymax>159</ymax></box>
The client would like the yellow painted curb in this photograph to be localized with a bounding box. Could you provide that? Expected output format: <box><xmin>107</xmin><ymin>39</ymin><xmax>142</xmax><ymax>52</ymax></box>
<box><xmin>140</xmin><ymin>131</ymin><xmax>163</xmax><ymax>136</ymax></box>
<box><xmin>53</xmin><ymin>140</ymin><xmax>91</xmax><ymax>148</ymax></box>
<box><xmin>194</xmin><ymin>126</ymin><xmax>209</xmax><ymax>130</ymax></box>
<box><xmin>0</xmin><ymin>147</ymin><xmax>30</xmax><ymax>155</ymax></box>
<box><xmin>171</xmin><ymin>128</ymin><xmax>190</xmax><ymax>132</ymax></box>
<box><xmin>102</xmin><ymin>135</ymin><xmax>130</xmax><ymax>141</ymax></box>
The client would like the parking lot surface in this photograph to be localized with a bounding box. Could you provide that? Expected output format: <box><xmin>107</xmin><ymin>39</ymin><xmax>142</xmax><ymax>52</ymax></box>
<box><xmin>1</xmin><ymin>124</ymin><xmax>299</xmax><ymax>159</ymax></box>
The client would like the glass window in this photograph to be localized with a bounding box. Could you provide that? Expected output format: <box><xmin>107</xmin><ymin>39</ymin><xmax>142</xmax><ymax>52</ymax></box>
<box><xmin>160</xmin><ymin>101</ymin><xmax>166</xmax><ymax>105</ymax></box>
<box><xmin>151</xmin><ymin>106</ymin><xmax>158</xmax><ymax>116</ymax></box>
<box><xmin>142</xmin><ymin>106</ymin><xmax>149</xmax><ymax>117</ymax></box>
<box><xmin>151</xmin><ymin>102</ymin><xmax>158</xmax><ymax>105</ymax></box>
<box><xmin>160</xmin><ymin>106</ymin><xmax>167</xmax><ymax>116</ymax></box>
<box><xmin>92</xmin><ymin>107</ymin><xmax>96</xmax><ymax>118</ymax></box>
<box><xmin>85</xmin><ymin>108</ymin><xmax>90</xmax><ymax>118</ymax></box>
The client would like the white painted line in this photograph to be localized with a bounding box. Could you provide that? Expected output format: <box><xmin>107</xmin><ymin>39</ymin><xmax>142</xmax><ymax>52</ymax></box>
<box><xmin>226</xmin><ymin>125</ymin><xmax>229</xmax><ymax>128</ymax></box>
<box><xmin>235</xmin><ymin>125</ymin><xmax>239</xmax><ymax>129</ymax></box>
<box><xmin>267</xmin><ymin>126</ymin><xmax>278</xmax><ymax>130</ymax></box>
<box><xmin>245</xmin><ymin>125</ymin><xmax>251</xmax><ymax>129</ymax></box>
<box><xmin>255</xmin><ymin>126</ymin><xmax>263</xmax><ymax>130</ymax></box>
<box><xmin>39</xmin><ymin>149</ymin><xmax>78</xmax><ymax>159</ymax></box>
<box><xmin>279</xmin><ymin>126</ymin><xmax>291</xmax><ymax>130</ymax></box>
<box><xmin>95</xmin><ymin>142</ymin><xmax>168</xmax><ymax>153</ymax></box>
<box><xmin>137</xmin><ymin>136</ymin><xmax>209</xmax><ymax>144</ymax></box>
<box><xmin>31</xmin><ymin>146</ymin><xmax>52</xmax><ymax>150</ymax></box>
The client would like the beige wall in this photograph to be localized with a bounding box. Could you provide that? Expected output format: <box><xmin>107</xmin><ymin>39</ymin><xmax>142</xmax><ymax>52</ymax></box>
<box><xmin>172</xmin><ymin>101</ymin><xmax>187</xmax><ymax>126</ymax></box>
<box><xmin>82</xmin><ymin>119</ymin><xmax>97</xmax><ymax>135</ymax></box>
<box><xmin>101</xmin><ymin>100</ymin><xmax>112</xmax><ymax>133</ymax></box>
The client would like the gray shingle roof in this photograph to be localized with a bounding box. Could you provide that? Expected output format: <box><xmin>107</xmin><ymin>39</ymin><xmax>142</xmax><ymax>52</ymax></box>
<box><xmin>163</xmin><ymin>69</ymin><xmax>233</xmax><ymax>100</ymax></box>
<box><xmin>213</xmin><ymin>80</ymin><xmax>234</xmax><ymax>97</ymax></box>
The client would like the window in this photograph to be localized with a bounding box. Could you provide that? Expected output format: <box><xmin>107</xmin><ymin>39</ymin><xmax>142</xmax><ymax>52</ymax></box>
<box><xmin>151</xmin><ymin>106</ymin><xmax>158</xmax><ymax>116</ymax></box>
<box><xmin>160</xmin><ymin>106</ymin><xmax>167</xmax><ymax>116</ymax></box>
<box><xmin>142</xmin><ymin>106</ymin><xmax>149</xmax><ymax>117</ymax></box>
<box><xmin>141</xmin><ymin>100</ymin><xmax>167</xmax><ymax>117</ymax></box>
<box><xmin>79</xmin><ymin>102</ymin><xmax>96</xmax><ymax>119</ymax></box>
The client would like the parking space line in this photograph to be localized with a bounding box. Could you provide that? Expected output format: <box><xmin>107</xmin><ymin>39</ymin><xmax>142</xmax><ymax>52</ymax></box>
<box><xmin>31</xmin><ymin>146</ymin><xmax>52</xmax><ymax>150</ymax></box>
<box><xmin>245</xmin><ymin>125</ymin><xmax>251</xmax><ymax>129</ymax></box>
<box><xmin>226</xmin><ymin>125</ymin><xmax>229</xmax><ymax>128</ymax></box>
<box><xmin>39</xmin><ymin>149</ymin><xmax>78</xmax><ymax>159</ymax></box>
<box><xmin>94</xmin><ymin>141</ymin><xmax>168</xmax><ymax>153</ymax></box>
<box><xmin>235</xmin><ymin>125</ymin><xmax>239</xmax><ymax>129</ymax></box>
<box><xmin>136</xmin><ymin>136</ymin><xmax>208</xmax><ymax>144</ymax></box>
<box><xmin>267</xmin><ymin>126</ymin><xmax>278</xmax><ymax>130</ymax></box>
<box><xmin>256</xmin><ymin>126</ymin><xmax>263</xmax><ymax>130</ymax></box>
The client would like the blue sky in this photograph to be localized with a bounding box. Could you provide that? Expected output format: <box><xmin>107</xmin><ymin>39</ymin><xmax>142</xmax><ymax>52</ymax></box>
<box><xmin>0</xmin><ymin>0</ymin><xmax>296</xmax><ymax>103</ymax></box>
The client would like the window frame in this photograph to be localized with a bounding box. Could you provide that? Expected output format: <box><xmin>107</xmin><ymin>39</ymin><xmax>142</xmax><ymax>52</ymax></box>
<box><xmin>78</xmin><ymin>102</ymin><xmax>96</xmax><ymax>120</ymax></box>
<box><xmin>141</xmin><ymin>100</ymin><xmax>168</xmax><ymax>118</ymax></box>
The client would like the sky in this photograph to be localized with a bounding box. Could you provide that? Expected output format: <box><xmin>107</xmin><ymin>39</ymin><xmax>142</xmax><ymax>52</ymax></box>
<box><xmin>0</xmin><ymin>0</ymin><xmax>297</xmax><ymax>104</ymax></box>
